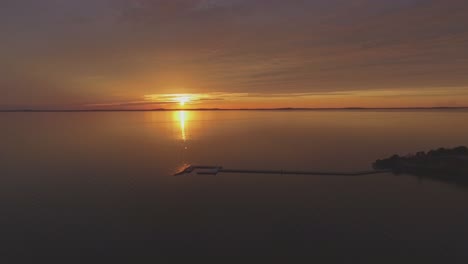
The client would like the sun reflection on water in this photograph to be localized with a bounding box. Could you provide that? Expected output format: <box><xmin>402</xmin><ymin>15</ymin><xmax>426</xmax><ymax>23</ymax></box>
<box><xmin>174</xmin><ymin>110</ymin><xmax>189</xmax><ymax>142</ymax></box>
<box><xmin>180</xmin><ymin>111</ymin><xmax>187</xmax><ymax>141</ymax></box>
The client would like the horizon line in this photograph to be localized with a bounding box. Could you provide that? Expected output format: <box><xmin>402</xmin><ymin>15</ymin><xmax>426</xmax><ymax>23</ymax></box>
<box><xmin>1</xmin><ymin>106</ymin><xmax>468</xmax><ymax>112</ymax></box>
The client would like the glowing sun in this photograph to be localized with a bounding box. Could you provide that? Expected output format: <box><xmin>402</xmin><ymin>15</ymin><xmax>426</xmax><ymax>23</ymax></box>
<box><xmin>176</xmin><ymin>96</ymin><xmax>190</xmax><ymax>106</ymax></box>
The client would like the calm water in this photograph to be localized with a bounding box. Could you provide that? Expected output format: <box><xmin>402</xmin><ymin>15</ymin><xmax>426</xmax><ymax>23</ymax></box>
<box><xmin>1</xmin><ymin>110</ymin><xmax>468</xmax><ymax>262</ymax></box>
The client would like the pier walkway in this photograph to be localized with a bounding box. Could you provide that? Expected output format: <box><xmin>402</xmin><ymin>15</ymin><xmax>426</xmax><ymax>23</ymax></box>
<box><xmin>174</xmin><ymin>165</ymin><xmax>391</xmax><ymax>176</ymax></box>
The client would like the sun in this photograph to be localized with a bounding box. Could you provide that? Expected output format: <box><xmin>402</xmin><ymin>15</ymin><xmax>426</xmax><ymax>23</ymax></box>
<box><xmin>176</xmin><ymin>96</ymin><xmax>190</xmax><ymax>106</ymax></box>
<box><xmin>145</xmin><ymin>93</ymin><xmax>199</xmax><ymax>107</ymax></box>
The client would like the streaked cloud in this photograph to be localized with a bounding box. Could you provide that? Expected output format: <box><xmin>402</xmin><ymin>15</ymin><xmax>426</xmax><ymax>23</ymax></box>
<box><xmin>194</xmin><ymin>0</ymin><xmax>243</xmax><ymax>11</ymax></box>
<box><xmin>1</xmin><ymin>0</ymin><xmax>468</xmax><ymax>109</ymax></box>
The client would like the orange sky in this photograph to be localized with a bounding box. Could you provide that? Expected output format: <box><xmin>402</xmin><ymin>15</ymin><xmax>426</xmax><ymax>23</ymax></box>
<box><xmin>2</xmin><ymin>0</ymin><xmax>468</xmax><ymax>110</ymax></box>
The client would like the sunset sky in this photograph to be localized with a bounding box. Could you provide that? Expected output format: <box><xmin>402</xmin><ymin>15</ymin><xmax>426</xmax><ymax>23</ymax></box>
<box><xmin>2</xmin><ymin>0</ymin><xmax>468</xmax><ymax>109</ymax></box>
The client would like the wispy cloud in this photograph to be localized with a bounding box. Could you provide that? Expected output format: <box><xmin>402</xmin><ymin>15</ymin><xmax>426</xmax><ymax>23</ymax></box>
<box><xmin>194</xmin><ymin>0</ymin><xmax>243</xmax><ymax>11</ymax></box>
<box><xmin>2</xmin><ymin>0</ymin><xmax>468</xmax><ymax>108</ymax></box>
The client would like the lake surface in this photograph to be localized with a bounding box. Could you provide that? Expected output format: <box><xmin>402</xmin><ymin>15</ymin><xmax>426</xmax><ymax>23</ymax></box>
<box><xmin>1</xmin><ymin>110</ymin><xmax>468</xmax><ymax>262</ymax></box>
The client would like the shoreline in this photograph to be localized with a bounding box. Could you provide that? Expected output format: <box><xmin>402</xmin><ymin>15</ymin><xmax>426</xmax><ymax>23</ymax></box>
<box><xmin>1</xmin><ymin>107</ymin><xmax>468</xmax><ymax>113</ymax></box>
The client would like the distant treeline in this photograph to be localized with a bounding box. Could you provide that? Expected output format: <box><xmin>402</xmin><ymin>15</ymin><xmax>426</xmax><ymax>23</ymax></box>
<box><xmin>374</xmin><ymin>146</ymin><xmax>468</xmax><ymax>183</ymax></box>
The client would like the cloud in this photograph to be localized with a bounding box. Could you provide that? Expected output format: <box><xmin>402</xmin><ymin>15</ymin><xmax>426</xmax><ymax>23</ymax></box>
<box><xmin>194</xmin><ymin>0</ymin><xmax>242</xmax><ymax>10</ymax></box>
<box><xmin>1</xmin><ymin>0</ymin><xmax>468</xmax><ymax>108</ymax></box>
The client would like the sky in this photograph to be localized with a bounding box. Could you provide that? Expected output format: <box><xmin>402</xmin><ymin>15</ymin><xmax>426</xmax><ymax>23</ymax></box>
<box><xmin>2</xmin><ymin>0</ymin><xmax>468</xmax><ymax>109</ymax></box>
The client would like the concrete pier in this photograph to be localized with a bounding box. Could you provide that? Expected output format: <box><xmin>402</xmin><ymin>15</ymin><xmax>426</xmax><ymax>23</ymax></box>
<box><xmin>174</xmin><ymin>165</ymin><xmax>390</xmax><ymax>176</ymax></box>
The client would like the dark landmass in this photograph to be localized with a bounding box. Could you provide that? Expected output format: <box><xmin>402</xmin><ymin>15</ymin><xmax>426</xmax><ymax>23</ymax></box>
<box><xmin>374</xmin><ymin>146</ymin><xmax>468</xmax><ymax>186</ymax></box>
<box><xmin>1</xmin><ymin>107</ymin><xmax>468</xmax><ymax>112</ymax></box>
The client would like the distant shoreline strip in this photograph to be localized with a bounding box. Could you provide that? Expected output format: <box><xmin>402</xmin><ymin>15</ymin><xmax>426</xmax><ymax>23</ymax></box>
<box><xmin>2</xmin><ymin>107</ymin><xmax>468</xmax><ymax>113</ymax></box>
